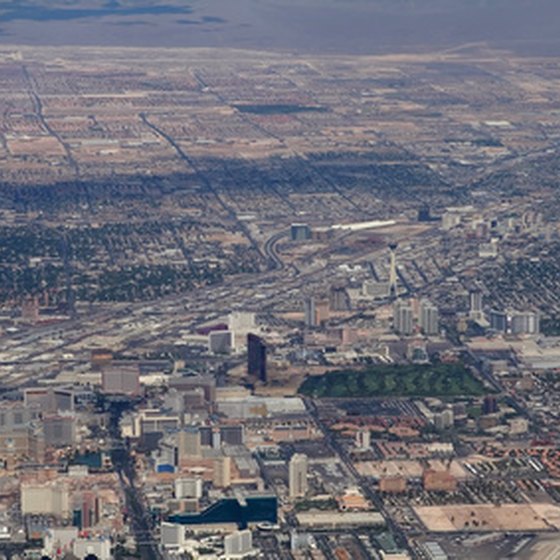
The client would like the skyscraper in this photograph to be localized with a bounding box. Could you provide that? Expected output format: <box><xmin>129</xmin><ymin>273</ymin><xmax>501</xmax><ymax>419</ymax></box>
<box><xmin>329</xmin><ymin>287</ymin><xmax>351</xmax><ymax>311</ymax></box>
<box><xmin>303</xmin><ymin>296</ymin><xmax>329</xmax><ymax>327</ymax></box>
<box><xmin>229</xmin><ymin>311</ymin><xmax>256</xmax><ymax>351</ymax></box>
<box><xmin>177</xmin><ymin>427</ymin><xmax>201</xmax><ymax>462</ymax></box>
<box><xmin>393</xmin><ymin>300</ymin><xmax>413</xmax><ymax>336</ymax></box>
<box><xmin>224</xmin><ymin>529</ymin><xmax>254</xmax><ymax>558</ymax></box>
<box><xmin>388</xmin><ymin>243</ymin><xmax>398</xmax><ymax>299</ymax></box>
<box><xmin>213</xmin><ymin>456</ymin><xmax>232</xmax><ymax>489</ymax></box>
<box><xmin>315</xmin><ymin>299</ymin><xmax>330</xmax><ymax>325</ymax></box>
<box><xmin>419</xmin><ymin>300</ymin><xmax>439</xmax><ymax>336</ymax></box>
<box><xmin>175</xmin><ymin>478</ymin><xmax>203</xmax><ymax>500</ymax></box>
<box><xmin>469</xmin><ymin>290</ymin><xmax>483</xmax><ymax>320</ymax></box>
<box><xmin>101</xmin><ymin>365</ymin><xmax>141</xmax><ymax>396</ymax></box>
<box><xmin>208</xmin><ymin>330</ymin><xmax>234</xmax><ymax>354</ymax></box>
<box><xmin>224</xmin><ymin>529</ymin><xmax>254</xmax><ymax>559</ymax></box>
<box><xmin>482</xmin><ymin>395</ymin><xmax>499</xmax><ymax>415</ymax></box>
<box><xmin>303</xmin><ymin>297</ymin><xmax>317</xmax><ymax>328</ymax></box>
<box><xmin>290</xmin><ymin>223</ymin><xmax>311</xmax><ymax>241</ymax></box>
<box><xmin>510</xmin><ymin>311</ymin><xmax>540</xmax><ymax>335</ymax></box>
<box><xmin>356</xmin><ymin>428</ymin><xmax>371</xmax><ymax>450</ymax></box>
<box><xmin>489</xmin><ymin>308</ymin><xmax>539</xmax><ymax>335</ymax></box>
<box><xmin>247</xmin><ymin>334</ymin><xmax>267</xmax><ymax>382</ymax></box>
<box><xmin>289</xmin><ymin>453</ymin><xmax>308</xmax><ymax>499</ymax></box>
<box><xmin>489</xmin><ymin>310</ymin><xmax>507</xmax><ymax>332</ymax></box>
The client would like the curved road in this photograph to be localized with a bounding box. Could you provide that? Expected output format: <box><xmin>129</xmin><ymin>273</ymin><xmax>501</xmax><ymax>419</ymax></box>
<box><xmin>263</xmin><ymin>230</ymin><xmax>289</xmax><ymax>271</ymax></box>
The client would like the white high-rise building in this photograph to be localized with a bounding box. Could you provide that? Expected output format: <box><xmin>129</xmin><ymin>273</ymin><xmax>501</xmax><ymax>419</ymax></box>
<box><xmin>490</xmin><ymin>309</ymin><xmax>540</xmax><ymax>335</ymax></box>
<box><xmin>303</xmin><ymin>297</ymin><xmax>317</xmax><ymax>328</ymax></box>
<box><xmin>229</xmin><ymin>312</ymin><xmax>257</xmax><ymax>351</ymax></box>
<box><xmin>289</xmin><ymin>453</ymin><xmax>308</xmax><ymax>499</ymax></box>
<box><xmin>393</xmin><ymin>301</ymin><xmax>413</xmax><ymax>336</ymax></box>
<box><xmin>213</xmin><ymin>455</ymin><xmax>232</xmax><ymax>489</ymax></box>
<box><xmin>21</xmin><ymin>483</ymin><xmax>70</xmax><ymax>517</ymax></box>
<box><xmin>174</xmin><ymin>477</ymin><xmax>203</xmax><ymax>499</ymax></box>
<box><xmin>224</xmin><ymin>529</ymin><xmax>254</xmax><ymax>558</ymax></box>
<box><xmin>356</xmin><ymin>428</ymin><xmax>371</xmax><ymax>450</ymax></box>
<box><xmin>510</xmin><ymin>311</ymin><xmax>540</xmax><ymax>335</ymax></box>
<box><xmin>420</xmin><ymin>300</ymin><xmax>439</xmax><ymax>336</ymax></box>
<box><xmin>434</xmin><ymin>409</ymin><xmax>454</xmax><ymax>430</ymax></box>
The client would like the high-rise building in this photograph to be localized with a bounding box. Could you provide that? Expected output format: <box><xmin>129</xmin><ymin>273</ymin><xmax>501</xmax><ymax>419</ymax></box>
<box><xmin>213</xmin><ymin>456</ymin><xmax>232</xmax><ymax>489</ymax></box>
<box><xmin>24</xmin><ymin>387</ymin><xmax>75</xmax><ymax>414</ymax></box>
<box><xmin>303</xmin><ymin>296</ymin><xmax>330</xmax><ymax>327</ymax></box>
<box><xmin>169</xmin><ymin>375</ymin><xmax>216</xmax><ymax>404</ymax></box>
<box><xmin>74</xmin><ymin>491</ymin><xmax>100</xmax><ymax>529</ymax></box>
<box><xmin>220</xmin><ymin>425</ymin><xmax>245</xmax><ymax>446</ymax></box>
<box><xmin>489</xmin><ymin>309</ymin><xmax>540</xmax><ymax>335</ymax></box>
<box><xmin>393</xmin><ymin>300</ymin><xmax>413</xmax><ymax>336</ymax></box>
<box><xmin>329</xmin><ymin>287</ymin><xmax>351</xmax><ymax>311</ymax></box>
<box><xmin>177</xmin><ymin>427</ymin><xmax>201</xmax><ymax>461</ymax></box>
<box><xmin>43</xmin><ymin>414</ymin><xmax>77</xmax><ymax>447</ymax></box>
<box><xmin>21</xmin><ymin>482</ymin><xmax>70</xmax><ymax>518</ymax></box>
<box><xmin>199</xmin><ymin>425</ymin><xmax>244</xmax><ymax>447</ymax></box>
<box><xmin>224</xmin><ymin>529</ymin><xmax>254</xmax><ymax>558</ymax></box>
<box><xmin>482</xmin><ymin>395</ymin><xmax>499</xmax><ymax>415</ymax></box>
<box><xmin>418</xmin><ymin>206</ymin><xmax>432</xmax><ymax>222</ymax></box>
<box><xmin>209</xmin><ymin>331</ymin><xmax>234</xmax><ymax>354</ymax></box>
<box><xmin>355</xmin><ymin>428</ymin><xmax>371</xmax><ymax>450</ymax></box>
<box><xmin>434</xmin><ymin>409</ymin><xmax>454</xmax><ymax>430</ymax></box>
<box><xmin>0</xmin><ymin>402</ymin><xmax>45</xmax><ymax>467</ymax></box>
<box><xmin>469</xmin><ymin>290</ymin><xmax>483</xmax><ymax>320</ymax></box>
<box><xmin>290</xmin><ymin>223</ymin><xmax>311</xmax><ymax>241</ymax></box>
<box><xmin>101</xmin><ymin>365</ymin><xmax>141</xmax><ymax>396</ymax></box>
<box><xmin>229</xmin><ymin>312</ymin><xmax>257</xmax><ymax>351</ymax></box>
<box><xmin>0</xmin><ymin>425</ymin><xmax>45</xmax><ymax>467</ymax></box>
<box><xmin>229</xmin><ymin>312</ymin><xmax>256</xmax><ymax>332</ymax></box>
<box><xmin>510</xmin><ymin>311</ymin><xmax>540</xmax><ymax>335</ymax></box>
<box><xmin>303</xmin><ymin>297</ymin><xmax>317</xmax><ymax>328</ymax></box>
<box><xmin>247</xmin><ymin>334</ymin><xmax>267</xmax><ymax>382</ymax></box>
<box><xmin>489</xmin><ymin>310</ymin><xmax>508</xmax><ymax>332</ymax></box>
<box><xmin>419</xmin><ymin>300</ymin><xmax>439</xmax><ymax>336</ymax></box>
<box><xmin>442</xmin><ymin>212</ymin><xmax>462</xmax><ymax>230</ymax></box>
<box><xmin>315</xmin><ymin>299</ymin><xmax>330</xmax><ymax>325</ymax></box>
<box><xmin>289</xmin><ymin>453</ymin><xmax>308</xmax><ymax>499</ymax></box>
<box><xmin>175</xmin><ymin>478</ymin><xmax>203</xmax><ymax>500</ymax></box>
<box><xmin>388</xmin><ymin>243</ymin><xmax>398</xmax><ymax>299</ymax></box>
<box><xmin>210</xmin><ymin>427</ymin><xmax>221</xmax><ymax>449</ymax></box>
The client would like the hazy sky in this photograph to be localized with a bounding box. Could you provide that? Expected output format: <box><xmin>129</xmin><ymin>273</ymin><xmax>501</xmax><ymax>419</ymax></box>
<box><xmin>0</xmin><ymin>0</ymin><xmax>559</xmax><ymax>54</ymax></box>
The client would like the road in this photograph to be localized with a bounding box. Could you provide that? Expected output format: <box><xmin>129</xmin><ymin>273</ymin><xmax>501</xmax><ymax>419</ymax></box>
<box><xmin>109</xmin><ymin>401</ymin><xmax>163</xmax><ymax>560</ymax></box>
<box><xmin>305</xmin><ymin>398</ymin><xmax>415</xmax><ymax>558</ymax></box>
<box><xmin>0</xmin><ymin>218</ymin><xmax>453</xmax><ymax>393</ymax></box>
<box><xmin>263</xmin><ymin>230</ymin><xmax>289</xmax><ymax>271</ymax></box>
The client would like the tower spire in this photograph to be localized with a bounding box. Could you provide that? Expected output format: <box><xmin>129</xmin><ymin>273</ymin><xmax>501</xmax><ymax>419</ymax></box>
<box><xmin>388</xmin><ymin>242</ymin><xmax>398</xmax><ymax>299</ymax></box>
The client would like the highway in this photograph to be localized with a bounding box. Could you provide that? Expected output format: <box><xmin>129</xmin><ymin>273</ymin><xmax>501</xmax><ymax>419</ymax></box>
<box><xmin>263</xmin><ymin>230</ymin><xmax>289</xmax><ymax>271</ymax></box>
<box><xmin>0</xmin><ymin>217</ymin><xmax>479</xmax><ymax>398</ymax></box>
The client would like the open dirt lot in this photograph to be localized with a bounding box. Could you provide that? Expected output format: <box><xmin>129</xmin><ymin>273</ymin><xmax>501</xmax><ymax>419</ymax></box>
<box><xmin>415</xmin><ymin>503</ymin><xmax>560</xmax><ymax>533</ymax></box>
